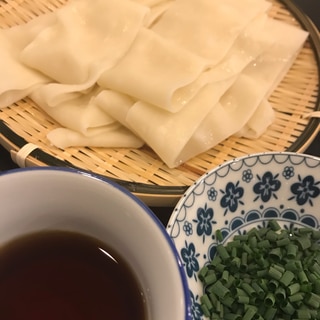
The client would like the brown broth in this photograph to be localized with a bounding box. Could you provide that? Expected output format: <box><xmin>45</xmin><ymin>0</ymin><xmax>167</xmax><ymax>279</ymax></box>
<box><xmin>0</xmin><ymin>230</ymin><xmax>147</xmax><ymax>320</ymax></box>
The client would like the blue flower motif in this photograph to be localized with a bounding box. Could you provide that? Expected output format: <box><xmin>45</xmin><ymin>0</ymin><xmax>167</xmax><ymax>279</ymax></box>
<box><xmin>242</xmin><ymin>169</ymin><xmax>253</xmax><ymax>183</ymax></box>
<box><xmin>282</xmin><ymin>166</ymin><xmax>294</xmax><ymax>180</ymax></box>
<box><xmin>189</xmin><ymin>290</ymin><xmax>203</xmax><ymax>320</ymax></box>
<box><xmin>256</xmin><ymin>219</ymin><xmax>271</xmax><ymax>230</ymax></box>
<box><xmin>183</xmin><ymin>221</ymin><xmax>193</xmax><ymax>236</ymax></box>
<box><xmin>253</xmin><ymin>171</ymin><xmax>281</xmax><ymax>202</ymax></box>
<box><xmin>207</xmin><ymin>187</ymin><xmax>218</xmax><ymax>201</ymax></box>
<box><xmin>180</xmin><ymin>241</ymin><xmax>200</xmax><ymax>279</ymax></box>
<box><xmin>193</xmin><ymin>204</ymin><xmax>217</xmax><ymax>242</ymax></box>
<box><xmin>220</xmin><ymin>181</ymin><xmax>244</xmax><ymax>215</ymax></box>
<box><xmin>289</xmin><ymin>175</ymin><xmax>320</xmax><ymax>206</ymax></box>
<box><xmin>283</xmin><ymin>222</ymin><xmax>298</xmax><ymax>234</ymax></box>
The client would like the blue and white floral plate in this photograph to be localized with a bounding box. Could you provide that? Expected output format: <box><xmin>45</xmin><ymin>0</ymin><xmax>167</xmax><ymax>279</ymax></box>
<box><xmin>167</xmin><ymin>152</ymin><xmax>320</xmax><ymax>320</ymax></box>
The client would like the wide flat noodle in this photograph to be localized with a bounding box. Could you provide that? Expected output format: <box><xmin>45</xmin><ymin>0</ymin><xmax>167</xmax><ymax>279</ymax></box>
<box><xmin>95</xmin><ymin>90</ymin><xmax>136</xmax><ymax>131</ymax></box>
<box><xmin>99</xmin><ymin>13</ymin><xmax>272</xmax><ymax>114</ymax></box>
<box><xmin>152</xmin><ymin>0</ymin><xmax>271</xmax><ymax>63</ymax></box>
<box><xmin>0</xmin><ymin>12</ymin><xmax>58</xmax><ymax>108</ymax></box>
<box><xmin>38</xmin><ymin>87</ymin><xmax>144</xmax><ymax>149</ymax></box>
<box><xmin>116</xmin><ymin>17</ymin><xmax>308</xmax><ymax>168</ymax></box>
<box><xmin>30</xmin><ymin>86</ymin><xmax>115</xmax><ymax>137</ymax></box>
<box><xmin>203</xmin><ymin>14</ymin><xmax>271</xmax><ymax>82</ymax></box>
<box><xmin>169</xmin><ymin>19</ymin><xmax>308</xmax><ymax>167</ymax></box>
<box><xmin>0</xmin><ymin>32</ymin><xmax>49</xmax><ymax>108</ymax></box>
<box><xmin>173</xmin><ymin>13</ymin><xmax>273</xmax><ymax>92</ymax></box>
<box><xmin>98</xmin><ymin>28</ymin><xmax>210</xmax><ymax>112</ymax></box>
<box><xmin>131</xmin><ymin>0</ymin><xmax>166</xmax><ymax>6</ymax></box>
<box><xmin>31</xmin><ymin>79</ymin><xmax>97</xmax><ymax>108</ymax></box>
<box><xmin>245</xmin><ymin>18</ymin><xmax>309</xmax><ymax>96</ymax></box>
<box><xmin>0</xmin><ymin>0</ymin><xmax>309</xmax><ymax>168</ymax></box>
<box><xmin>144</xmin><ymin>1</ymin><xmax>174</xmax><ymax>27</ymax></box>
<box><xmin>131</xmin><ymin>0</ymin><xmax>173</xmax><ymax>24</ymax></box>
<box><xmin>179</xmin><ymin>77</ymin><xmax>273</xmax><ymax>164</ymax></box>
<box><xmin>20</xmin><ymin>0</ymin><xmax>149</xmax><ymax>84</ymax></box>
<box><xmin>124</xmin><ymin>78</ymin><xmax>236</xmax><ymax>167</ymax></box>
<box><xmin>235</xmin><ymin>100</ymin><xmax>275</xmax><ymax>139</ymax></box>
<box><xmin>47</xmin><ymin>126</ymin><xmax>144</xmax><ymax>149</ymax></box>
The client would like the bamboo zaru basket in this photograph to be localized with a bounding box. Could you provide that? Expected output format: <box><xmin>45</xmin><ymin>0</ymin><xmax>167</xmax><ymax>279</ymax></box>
<box><xmin>0</xmin><ymin>0</ymin><xmax>319</xmax><ymax>206</ymax></box>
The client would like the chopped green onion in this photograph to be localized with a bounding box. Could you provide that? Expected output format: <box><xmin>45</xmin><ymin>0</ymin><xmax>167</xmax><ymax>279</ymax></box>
<box><xmin>210</xmin><ymin>255</ymin><xmax>222</xmax><ymax>267</ymax></box>
<box><xmin>200</xmin><ymin>303</ymin><xmax>210</xmax><ymax>317</ymax></box>
<box><xmin>264</xmin><ymin>307</ymin><xmax>277</xmax><ymax>320</ymax></box>
<box><xmin>251</xmin><ymin>281</ymin><xmax>265</xmax><ymax>299</ymax></box>
<box><xmin>248</xmin><ymin>236</ymin><xmax>257</xmax><ymax>249</ymax></box>
<box><xmin>268</xmin><ymin>266</ymin><xmax>282</xmax><ymax>280</ymax></box>
<box><xmin>203</xmin><ymin>272</ymin><xmax>217</xmax><ymax>286</ymax></box>
<box><xmin>243</xmin><ymin>243</ymin><xmax>253</xmax><ymax>255</ymax></box>
<box><xmin>241</xmin><ymin>283</ymin><xmax>257</xmax><ymax>297</ymax></box>
<box><xmin>234</xmin><ymin>234</ymin><xmax>248</xmax><ymax>241</ymax></box>
<box><xmin>296</xmin><ymin>235</ymin><xmax>311</xmax><ymax>250</ymax></box>
<box><xmin>216</xmin><ymin>229</ymin><xmax>224</xmax><ymax>242</ymax></box>
<box><xmin>237</xmin><ymin>294</ymin><xmax>250</xmax><ymax>304</ymax></box>
<box><xmin>310</xmin><ymin>262</ymin><xmax>320</xmax><ymax>275</ymax></box>
<box><xmin>209</xmin><ymin>280</ymin><xmax>230</xmax><ymax>299</ymax></box>
<box><xmin>215</xmin><ymin>263</ymin><xmax>225</xmax><ymax>273</ymax></box>
<box><xmin>221</xmin><ymin>270</ymin><xmax>229</xmax><ymax>285</ymax></box>
<box><xmin>217</xmin><ymin>244</ymin><xmax>230</xmax><ymax>262</ymax></box>
<box><xmin>276</xmin><ymin>237</ymin><xmax>290</xmax><ymax>247</ymax></box>
<box><xmin>312</xmin><ymin>230</ymin><xmax>320</xmax><ymax>239</ymax></box>
<box><xmin>268</xmin><ymin>279</ymin><xmax>279</xmax><ymax>292</ymax></box>
<box><xmin>209</xmin><ymin>292</ymin><xmax>218</xmax><ymax>307</ymax></box>
<box><xmin>257</xmin><ymin>239</ymin><xmax>271</xmax><ymax>249</ymax></box>
<box><xmin>199</xmin><ymin>221</ymin><xmax>320</xmax><ymax>320</ymax></box>
<box><xmin>279</xmin><ymin>270</ymin><xmax>295</xmax><ymax>287</ymax></box>
<box><xmin>266</xmin><ymin>229</ymin><xmax>278</xmax><ymax>242</ymax></box>
<box><xmin>300</xmin><ymin>283</ymin><xmax>313</xmax><ymax>293</ymax></box>
<box><xmin>305</xmin><ymin>292</ymin><xmax>320</xmax><ymax>309</ymax></box>
<box><xmin>240</xmin><ymin>252</ymin><xmax>248</xmax><ymax>272</ymax></box>
<box><xmin>280</xmin><ymin>301</ymin><xmax>295</xmax><ymax>315</ymax></box>
<box><xmin>198</xmin><ymin>265</ymin><xmax>208</xmax><ymax>281</ymax></box>
<box><xmin>231</xmin><ymin>256</ymin><xmax>241</xmax><ymax>270</ymax></box>
<box><xmin>269</xmin><ymin>247</ymin><xmax>282</xmax><ymax>262</ymax></box>
<box><xmin>256</xmin><ymin>268</ymin><xmax>268</xmax><ymax>278</ymax></box>
<box><xmin>285</xmin><ymin>260</ymin><xmax>302</xmax><ymax>272</ymax></box>
<box><xmin>264</xmin><ymin>293</ymin><xmax>276</xmax><ymax>307</ymax></box>
<box><xmin>243</xmin><ymin>305</ymin><xmax>257</xmax><ymax>320</ymax></box>
<box><xmin>221</xmin><ymin>295</ymin><xmax>235</xmax><ymax>308</ymax></box>
<box><xmin>275</xmin><ymin>286</ymin><xmax>286</xmax><ymax>302</ymax></box>
<box><xmin>225</xmin><ymin>273</ymin><xmax>235</xmax><ymax>289</ymax></box>
<box><xmin>313</xmin><ymin>279</ymin><xmax>320</xmax><ymax>294</ymax></box>
<box><xmin>268</xmin><ymin>220</ymin><xmax>281</xmax><ymax>231</ymax></box>
<box><xmin>288</xmin><ymin>292</ymin><xmax>304</xmax><ymax>303</ymax></box>
<box><xmin>295</xmin><ymin>308</ymin><xmax>312</xmax><ymax>319</ymax></box>
<box><xmin>286</xmin><ymin>243</ymin><xmax>298</xmax><ymax>259</ymax></box>
<box><xmin>230</xmin><ymin>246</ymin><xmax>237</xmax><ymax>259</ymax></box>
<box><xmin>298</xmin><ymin>270</ymin><xmax>309</xmax><ymax>284</ymax></box>
<box><xmin>200</xmin><ymin>294</ymin><xmax>213</xmax><ymax>312</ymax></box>
<box><xmin>224</xmin><ymin>313</ymin><xmax>241</xmax><ymax>320</ymax></box>
<box><xmin>287</xmin><ymin>283</ymin><xmax>300</xmax><ymax>296</ymax></box>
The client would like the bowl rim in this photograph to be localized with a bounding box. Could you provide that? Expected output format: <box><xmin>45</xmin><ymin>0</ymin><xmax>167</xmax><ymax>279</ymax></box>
<box><xmin>0</xmin><ymin>166</ymin><xmax>193</xmax><ymax>320</ymax></box>
<box><xmin>166</xmin><ymin>151</ymin><xmax>320</xmax><ymax>320</ymax></box>
<box><xmin>167</xmin><ymin>151</ymin><xmax>320</xmax><ymax>230</ymax></box>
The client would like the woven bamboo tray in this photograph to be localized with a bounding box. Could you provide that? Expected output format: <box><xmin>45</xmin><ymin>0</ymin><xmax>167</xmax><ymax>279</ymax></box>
<box><xmin>0</xmin><ymin>0</ymin><xmax>319</xmax><ymax>206</ymax></box>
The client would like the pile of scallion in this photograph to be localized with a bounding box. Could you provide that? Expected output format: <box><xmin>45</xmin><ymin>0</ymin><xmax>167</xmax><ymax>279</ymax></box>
<box><xmin>198</xmin><ymin>220</ymin><xmax>320</xmax><ymax>320</ymax></box>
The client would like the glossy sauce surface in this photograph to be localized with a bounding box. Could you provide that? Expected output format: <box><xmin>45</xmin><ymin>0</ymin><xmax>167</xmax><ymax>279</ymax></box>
<box><xmin>0</xmin><ymin>231</ymin><xmax>147</xmax><ymax>320</ymax></box>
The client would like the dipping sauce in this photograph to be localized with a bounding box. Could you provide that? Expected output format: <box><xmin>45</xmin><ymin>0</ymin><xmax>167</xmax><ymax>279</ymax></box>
<box><xmin>0</xmin><ymin>230</ymin><xmax>147</xmax><ymax>320</ymax></box>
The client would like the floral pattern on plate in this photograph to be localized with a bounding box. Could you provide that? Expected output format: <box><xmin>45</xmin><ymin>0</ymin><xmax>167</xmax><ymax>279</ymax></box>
<box><xmin>167</xmin><ymin>152</ymin><xmax>320</xmax><ymax>320</ymax></box>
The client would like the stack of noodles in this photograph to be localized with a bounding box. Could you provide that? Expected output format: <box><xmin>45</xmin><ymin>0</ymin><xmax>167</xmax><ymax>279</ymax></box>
<box><xmin>0</xmin><ymin>0</ymin><xmax>308</xmax><ymax>168</ymax></box>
